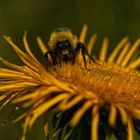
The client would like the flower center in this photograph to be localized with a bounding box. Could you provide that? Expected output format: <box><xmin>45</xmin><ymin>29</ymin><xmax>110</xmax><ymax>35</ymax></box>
<box><xmin>48</xmin><ymin>62</ymin><xmax>140</xmax><ymax>108</ymax></box>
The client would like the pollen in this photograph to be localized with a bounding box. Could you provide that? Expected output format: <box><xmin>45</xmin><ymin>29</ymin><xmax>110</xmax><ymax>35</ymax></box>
<box><xmin>0</xmin><ymin>25</ymin><xmax>140</xmax><ymax>140</ymax></box>
<box><xmin>48</xmin><ymin>62</ymin><xmax>140</xmax><ymax>108</ymax></box>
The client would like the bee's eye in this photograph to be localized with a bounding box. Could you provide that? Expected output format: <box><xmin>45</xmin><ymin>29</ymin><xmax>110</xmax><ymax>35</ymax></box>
<box><xmin>56</xmin><ymin>40</ymin><xmax>70</xmax><ymax>50</ymax></box>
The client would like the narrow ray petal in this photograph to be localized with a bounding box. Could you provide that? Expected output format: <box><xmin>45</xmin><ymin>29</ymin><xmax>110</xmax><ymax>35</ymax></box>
<box><xmin>99</xmin><ymin>38</ymin><xmax>108</xmax><ymax>61</ymax></box>
<box><xmin>108</xmin><ymin>104</ymin><xmax>117</xmax><ymax>126</ymax></box>
<box><xmin>122</xmin><ymin>38</ymin><xmax>140</xmax><ymax>67</ymax></box>
<box><xmin>36</xmin><ymin>36</ymin><xmax>48</xmax><ymax>54</ymax></box>
<box><xmin>128</xmin><ymin>57</ymin><xmax>140</xmax><ymax>69</ymax></box>
<box><xmin>28</xmin><ymin>94</ymin><xmax>69</xmax><ymax>128</ymax></box>
<box><xmin>0</xmin><ymin>94</ymin><xmax>17</xmax><ymax>111</ymax></box>
<box><xmin>44</xmin><ymin>122</ymin><xmax>49</xmax><ymax>136</ymax></box>
<box><xmin>13</xmin><ymin>86</ymin><xmax>60</xmax><ymax>103</ymax></box>
<box><xmin>0</xmin><ymin>57</ymin><xmax>24</xmax><ymax>71</ymax></box>
<box><xmin>22</xmin><ymin>116</ymin><xmax>31</xmax><ymax>140</ymax></box>
<box><xmin>70</xmin><ymin>100</ymin><xmax>93</xmax><ymax>126</ymax></box>
<box><xmin>77</xmin><ymin>24</ymin><xmax>88</xmax><ymax>61</ymax></box>
<box><xmin>58</xmin><ymin>95</ymin><xmax>83</xmax><ymax>110</ymax></box>
<box><xmin>87</xmin><ymin>34</ymin><xmax>97</xmax><ymax>55</ymax></box>
<box><xmin>0</xmin><ymin>82</ymin><xmax>39</xmax><ymax>92</ymax></box>
<box><xmin>127</xmin><ymin>117</ymin><xmax>134</xmax><ymax>140</ymax></box>
<box><xmin>108</xmin><ymin>37</ymin><xmax>128</xmax><ymax>62</ymax></box>
<box><xmin>79</xmin><ymin>24</ymin><xmax>88</xmax><ymax>43</ymax></box>
<box><xmin>4</xmin><ymin>36</ymin><xmax>43</xmax><ymax>71</ymax></box>
<box><xmin>117</xmin><ymin>105</ymin><xmax>127</xmax><ymax>124</ymax></box>
<box><xmin>36</xmin><ymin>36</ymin><xmax>52</xmax><ymax>63</ymax></box>
<box><xmin>23</xmin><ymin>32</ymin><xmax>38</xmax><ymax>61</ymax></box>
<box><xmin>0</xmin><ymin>68</ymin><xmax>22</xmax><ymax>74</ymax></box>
<box><xmin>50</xmin><ymin>78</ymin><xmax>76</xmax><ymax>93</ymax></box>
<box><xmin>0</xmin><ymin>95</ymin><xmax>7</xmax><ymax>101</ymax></box>
<box><xmin>4</xmin><ymin>35</ymin><xmax>26</xmax><ymax>57</ymax></box>
<box><xmin>131</xmin><ymin>109</ymin><xmax>140</xmax><ymax>120</ymax></box>
<box><xmin>116</xmin><ymin>42</ymin><xmax>130</xmax><ymax>65</ymax></box>
<box><xmin>91</xmin><ymin>105</ymin><xmax>99</xmax><ymax>140</ymax></box>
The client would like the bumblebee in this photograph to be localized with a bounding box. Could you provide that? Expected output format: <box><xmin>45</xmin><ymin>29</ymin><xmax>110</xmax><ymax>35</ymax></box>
<box><xmin>45</xmin><ymin>28</ymin><xmax>95</xmax><ymax>67</ymax></box>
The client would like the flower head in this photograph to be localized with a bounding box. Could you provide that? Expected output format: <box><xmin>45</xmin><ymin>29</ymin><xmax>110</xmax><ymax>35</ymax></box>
<box><xmin>0</xmin><ymin>25</ymin><xmax>140</xmax><ymax>140</ymax></box>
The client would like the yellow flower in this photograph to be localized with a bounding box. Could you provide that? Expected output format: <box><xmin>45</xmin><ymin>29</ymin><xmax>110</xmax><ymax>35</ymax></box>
<box><xmin>0</xmin><ymin>25</ymin><xmax>140</xmax><ymax>140</ymax></box>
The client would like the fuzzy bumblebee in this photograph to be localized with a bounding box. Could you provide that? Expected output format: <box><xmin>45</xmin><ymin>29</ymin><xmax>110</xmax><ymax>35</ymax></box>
<box><xmin>45</xmin><ymin>28</ymin><xmax>95</xmax><ymax>67</ymax></box>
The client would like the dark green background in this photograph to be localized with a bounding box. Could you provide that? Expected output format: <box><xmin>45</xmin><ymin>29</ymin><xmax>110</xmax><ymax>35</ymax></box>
<box><xmin>0</xmin><ymin>0</ymin><xmax>140</xmax><ymax>140</ymax></box>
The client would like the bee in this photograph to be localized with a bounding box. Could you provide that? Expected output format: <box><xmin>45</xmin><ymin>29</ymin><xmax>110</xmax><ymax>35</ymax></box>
<box><xmin>45</xmin><ymin>28</ymin><xmax>95</xmax><ymax>68</ymax></box>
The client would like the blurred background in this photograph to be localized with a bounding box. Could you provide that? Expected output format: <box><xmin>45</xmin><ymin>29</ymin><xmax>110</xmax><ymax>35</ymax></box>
<box><xmin>0</xmin><ymin>0</ymin><xmax>140</xmax><ymax>139</ymax></box>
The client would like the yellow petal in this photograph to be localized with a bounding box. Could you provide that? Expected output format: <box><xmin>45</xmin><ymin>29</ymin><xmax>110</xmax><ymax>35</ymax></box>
<box><xmin>91</xmin><ymin>105</ymin><xmax>99</xmax><ymax>140</ymax></box>
<box><xmin>0</xmin><ymin>82</ymin><xmax>38</xmax><ymax>91</ymax></box>
<box><xmin>70</xmin><ymin>100</ymin><xmax>93</xmax><ymax>126</ymax></box>
<box><xmin>44</xmin><ymin>122</ymin><xmax>49</xmax><ymax>136</ymax></box>
<box><xmin>127</xmin><ymin>117</ymin><xmax>134</xmax><ymax>140</ymax></box>
<box><xmin>99</xmin><ymin>37</ymin><xmax>108</xmax><ymax>61</ymax></box>
<box><xmin>108</xmin><ymin>104</ymin><xmax>117</xmax><ymax>126</ymax></box>
<box><xmin>128</xmin><ymin>57</ymin><xmax>140</xmax><ymax>69</ymax></box>
<box><xmin>79</xmin><ymin>24</ymin><xmax>88</xmax><ymax>43</ymax></box>
<box><xmin>28</xmin><ymin>94</ymin><xmax>69</xmax><ymax>128</ymax></box>
<box><xmin>87</xmin><ymin>34</ymin><xmax>97</xmax><ymax>55</ymax></box>
<box><xmin>122</xmin><ymin>38</ymin><xmax>140</xmax><ymax>67</ymax></box>
<box><xmin>36</xmin><ymin>36</ymin><xmax>52</xmax><ymax>63</ymax></box>
<box><xmin>117</xmin><ymin>105</ymin><xmax>127</xmax><ymax>124</ymax></box>
<box><xmin>21</xmin><ymin>116</ymin><xmax>31</xmax><ymax>140</ymax></box>
<box><xmin>36</xmin><ymin>36</ymin><xmax>48</xmax><ymax>54</ymax></box>
<box><xmin>0</xmin><ymin>57</ymin><xmax>23</xmax><ymax>71</ymax></box>
<box><xmin>116</xmin><ymin>42</ymin><xmax>130</xmax><ymax>65</ymax></box>
<box><xmin>23</xmin><ymin>32</ymin><xmax>38</xmax><ymax>61</ymax></box>
<box><xmin>131</xmin><ymin>108</ymin><xmax>140</xmax><ymax>120</ymax></box>
<box><xmin>108</xmin><ymin>37</ymin><xmax>128</xmax><ymax>62</ymax></box>
<box><xmin>58</xmin><ymin>95</ymin><xmax>83</xmax><ymax>111</ymax></box>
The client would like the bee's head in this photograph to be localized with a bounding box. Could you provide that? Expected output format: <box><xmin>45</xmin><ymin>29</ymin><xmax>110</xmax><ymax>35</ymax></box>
<box><xmin>48</xmin><ymin>28</ymin><xmax>78</xmax><ymax>50</ymax></box>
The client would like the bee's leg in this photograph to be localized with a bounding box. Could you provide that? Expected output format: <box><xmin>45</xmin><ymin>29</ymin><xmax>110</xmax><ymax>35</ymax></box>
<box><xmin>76</xmin><ymin>42</ymin><xmax>89</xmax><ymax>68</ymax></box>
<box><xmin>86</xmin><ymin>53</ymin><xmax>96</xmax><ymax>63</ymax></box>
<box><xmin>71</xmin><ymin>53</ymin><xmax>76</xmax><ymax>64</ymax></box>
<box><xmin>76</xmin><ymin>42</ymin><xmax>97</xmax><ymax>66</ymax></box>
<box><xmin>82</xmin><ymin>53</ymin><xmax>87</xmax><ymax>68</ymax></box>
<box><xmin>44</xmin><ymin>51</ymin><xmax>57</xmax><ymax>65</ymax></box>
